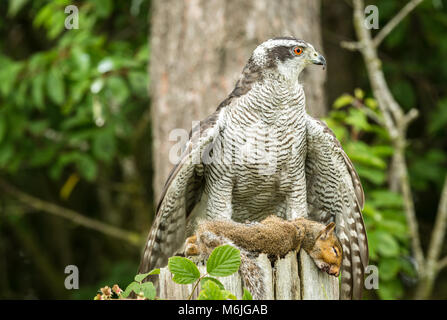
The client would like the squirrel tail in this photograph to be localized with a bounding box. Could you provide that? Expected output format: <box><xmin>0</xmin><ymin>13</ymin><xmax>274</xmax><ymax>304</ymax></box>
<box><xmin>238</xmin><ymin>249</ymin><xmax>265</xmax><ymax>300</ymax></box>
<box><xmin>197</xmin><ymin>230</ymin><xmax>265</xmax><ymax>299</ymax></box>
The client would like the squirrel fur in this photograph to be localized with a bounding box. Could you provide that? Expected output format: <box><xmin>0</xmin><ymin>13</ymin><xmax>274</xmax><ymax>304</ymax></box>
<box><xmin>184</xmin><ymin>215</ymin><xmax>342</xmax><ymax>299</ymax></box>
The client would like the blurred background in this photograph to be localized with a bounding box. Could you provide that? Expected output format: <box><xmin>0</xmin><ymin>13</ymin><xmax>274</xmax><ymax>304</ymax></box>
<box><xmin>0</xmin><ymin>0</ymin><xmax>446</xmax><ymax>299</ymax></box>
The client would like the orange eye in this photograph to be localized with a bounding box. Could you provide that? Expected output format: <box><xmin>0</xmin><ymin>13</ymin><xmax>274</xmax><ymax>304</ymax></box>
<box><xmin>293</xmin><ymin>47</ymin><xmax>303</xmax><ymax>55</ymax></box>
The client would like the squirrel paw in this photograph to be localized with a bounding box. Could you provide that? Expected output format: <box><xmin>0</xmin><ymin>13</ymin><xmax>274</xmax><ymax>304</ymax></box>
<box><xmin>184</xmin><ymin>235</ymin><xmax>200</xmax><ymax>256</ymax></box>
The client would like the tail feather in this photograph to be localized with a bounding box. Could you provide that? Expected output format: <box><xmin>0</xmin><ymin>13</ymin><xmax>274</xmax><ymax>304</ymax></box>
<box><xmin>338</xmin><ymin>180</ymin><xmax>368</xmax><ymax>300</ymax></box>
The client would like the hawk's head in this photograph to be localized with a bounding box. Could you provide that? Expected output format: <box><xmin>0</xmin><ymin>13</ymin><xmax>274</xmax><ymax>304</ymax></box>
<box><xmin>250</xmin><ymin>36</ymin><xmax>326</xmax><ymax>83</ymax></box>
<box><xmin>220</xmin><ymin>37</ymin><xmax>326</xmax><ymax>109</ymax></box>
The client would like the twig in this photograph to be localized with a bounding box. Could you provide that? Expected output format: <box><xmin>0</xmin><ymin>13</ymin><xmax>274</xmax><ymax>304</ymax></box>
<box><xmin>187</xmin><ymin>273</ymin><xmax>207</xmax><ymax>300</ymax></box>
<box><xmin>347</xmin><ymin>0</ymin><xmax>447</xmax><ymax>299</ymax></box>
<box><xmin>438</xmin><ymin>256</ymin><xmax>447</xmax><ymax>272</ymax></box>
<box><xmin>0</xmin><ymin>178</ymin><xmax>141</xmax><ymax>246</ymax></box>
<box><xmin>414</xmin><ymin>174</ymin><xmax>447</xmax><ymax>298</ymax></box>
<box><xmin>351</xmin><ymin>98</ymin><xmax>384</xmax><ymax>126</ymax></box>
<box><xmin>426</xmin><ymin>176</ymin><xmax>447</xmax><ymax>274</ymax></box>
<box><xmin>340</xmin><ymin>40</ymin><xmax>363</xmax><ymax>51</ymax></box>
<box><xmin>350</xmin><ymin>0</ymin><xmax>425</xmax><ymax>270</ymax></box>
<box><xmin>373</xmin><ymin>0</ymin><xmax>425</xmax><ymax>48</ymax></box>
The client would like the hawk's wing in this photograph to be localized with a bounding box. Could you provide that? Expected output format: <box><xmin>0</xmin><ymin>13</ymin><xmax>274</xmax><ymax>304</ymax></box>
<box><xmin>305</xmin><ymin>115</ymin><xmax>368</xmax><ymax>300</ymax></box>
<box><xmin>138</xmin><ymin>109</ymin><xmax>224</xmax><ymax>274</ymax></box>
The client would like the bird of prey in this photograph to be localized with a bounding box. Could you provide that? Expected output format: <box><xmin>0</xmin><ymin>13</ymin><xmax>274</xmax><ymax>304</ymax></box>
<box><xmin>139</xmin><ymin>37</ymin><xmax>369</xmax><ymax>300</ymax></box>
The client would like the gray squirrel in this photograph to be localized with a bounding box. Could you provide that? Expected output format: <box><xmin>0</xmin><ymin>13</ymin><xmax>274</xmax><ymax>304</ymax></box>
<box><xmin>184</xmin><ymin>215</ymin><xmax>342</xmax><ymax>299</ymax></box>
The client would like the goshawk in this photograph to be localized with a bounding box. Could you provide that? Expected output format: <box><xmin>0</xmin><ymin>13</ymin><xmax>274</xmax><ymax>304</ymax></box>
<box><xmin>139</xmin><ymin>37</ymin><xmax>369</xmax><ymax>300</ymax></box>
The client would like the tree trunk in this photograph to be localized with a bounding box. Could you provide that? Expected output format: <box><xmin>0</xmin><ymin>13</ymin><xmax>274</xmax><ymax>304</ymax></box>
<box><xmin>150</xmin><ymin>0</ymin><xmax>326</xmax><ymax>201</ymax></box>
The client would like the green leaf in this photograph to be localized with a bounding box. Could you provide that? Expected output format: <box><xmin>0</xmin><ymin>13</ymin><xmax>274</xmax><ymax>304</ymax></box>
<box><xmin>128</xmin><ymin>71</ymin><xmax>148</xmax><ymax>95</ymax></box>
<box><xmin>28</xmin><ymin>120</ymin><xmax>49</xmax><ymax>135</ymax></box>
<box><xmin>47</xmin><ymin>68</ymin><xmax>65</xmax><ymax>105</ymax></box>
<box><xmin>198</xmin><ymin>280</ymin><xmax>225</xmax><ymax>300</ymax></box>
<box><xmin>345</xmin><ymin>142</ymin><xmax>387</xmax><ymax>169</ymax></box>
<box><xmin>377</xmin><ymin>279</ymin><xmax>404</xmax><ymax>300</ymax></box>
<box><xmin>365</xmin><ymin>97</ymin><xmax>378</xmax><ymax>110</ymax></box>
<box><xmin>356</xmin><ymin>166</ymin><xmax>386</xmax><ymax>185</ymax></box>
<box><xmin>333</xmin><ymin>94</ymin><xmax>353</xmax><ymax>109</ymax></box>
<box><xmin>148</xmin><ymin>268</ymin><xmax>160</xmax><ymax>275</ymax></box>
<box><xmin>29</xmin><ymin>145</ymin><xmax>58</xmax><ymax>167</ymax></box>
<box><xmin>399</xmin><ymin>257</ymin><xmax>417</xmax><ymax>278</ymax></box>
<box><xmin>122</xmin><ymin>281</ymin><xmax>140</xmax><ymax>298</ymax></box>
<box><xmin>14</xmin><ymin>75</ymin><xmax>29</xmax><ymax>108</ymax></box>
<box><xmin>0</xmin><ymin>61</ymin><xmax>23</xmax><ymax>97</ymax></box>
<box><xmin>391</xmin><ymin>79</ymin><xmax>415</xmax><ymax>110</ymax></box>
<box><xmin>106</xmin><ymin>76</ymin><xmax>129</xmax><ymax>106</ymax></box>
<box><xmin>31</xmin><ymin>72</ymin><xmax>45</xmax><ymax>110</ymax></box>
<box><xmin>53</xmin><ymin>152</ymin><xmax>98</xmax><ymax>182</ymax></box>
<box><xmin>206</xmin><ymin>245</ymin><xmax>241</xmax><ymax>277</ymax></box>
<box><xmin>168</xmin><ymin>256</ymin><xmax>200</xmax><ymax>284</ymax></box>
<box><xmin>377</xmin><ymin>220</ymin><xmax>407</xmax><ymax>241</ymax></box>
<box><xmin>92</xmin><ymin>0</ymin><xmax>113</xmax><ymax>18</ymax></box>
<box><xmin>370</xmin><ymin>190</ymin><xmax>403</xmax><ymax>209</ymax></box>
<box><xmin>370</xmin><ymin>145</ymin><xmax>394</xmax><ymax>158</ymax></box>
<box><xmin>140</xmin><ymin>282</ymin><xmax>156</xmax><ymax>300</ymax></box>
<box><xmin>354</xmin><ymin>88</ymin><xmax>364</xmax><ymax>100</ymax></box>
<box><xmin>242</xmin><ymin>288</ymin><xmax>253</xmax><ymax>300</ymax></box>
<box><xmin>76</xmin><ymin>154</ymin><xmax>98</xmax><ymax>182</ymax></box>
<box><xmin>376</xmin><ymin>232</ymin><xmax>400</xmax><ymax>257</ymax></box>
<box><xmin>8</xmin><ymin>0</ymin><xmax>30</xmax><ymax>17</ymax></box>
<box><xmin>134</xmin><ymin>268</ymin><xmax>159</xmax><ymax>282</ymax></box>
<box><xmin>134</xmin><ymin>274</ymin><xmax>148</xmax><ymax>283</ymax></box>
<box><xmin>222</xmin><ymin>290</ymin><xmax>237</xmax><ymax>300</ymax></box>
<box><xmin>200</xmin><ymin>277</ymin><xmax>225</xmax><ymax>290</ymax></box>
<box><xmin>379</xmin><ymin>257</ymin><xmax>401</xmax><ymax>281</ymax></box>
<box><xmin>0</xmin><ymin>117</ymin><xmax>6</xmax><ymax>144</ymax></box>
<box><xmin>92</xmin><ymin>130</ymin><xmax>116</xmax><ymax>163</ymax></box>
<box><xmin>365</xmin><ymin>230</ymin><xmax>378</xmax><ymax>261</ymax></box>
<box><xmin>428</xmin><ymin>99</ymin><xmax>447</xmax><ymax>135</ymax></box>
<box><xmin>0</xmin><ymin>144</ymin><xmax>14</xmax><ymax>168</ymax></box>
<box><xmin>345</xmin><ymin>108</ymin><xmax>371</xmax><ymax>132</ymax></box>
<box><xmin>71</xmin><ymin>79</ymin><xmax>90</xmax><ymax>104</ymax></box>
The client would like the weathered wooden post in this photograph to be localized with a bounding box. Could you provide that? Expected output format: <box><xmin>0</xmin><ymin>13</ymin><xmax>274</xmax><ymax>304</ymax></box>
<box><xmin>158</xmin><ymin>250</ymin><xmax>339</xmax><ymax>300</ymax></box>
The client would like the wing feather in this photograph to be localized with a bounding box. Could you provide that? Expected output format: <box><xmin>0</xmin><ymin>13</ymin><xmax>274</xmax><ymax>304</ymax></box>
<box><xmin>305</xmin><ymin>115</ymin><xmax>369</xmax><ymax>300</ymax></box>
<box><xmin>138</xmin><ymin>109</ymin><xmax>223</xmax><ymax>274</ymax></box>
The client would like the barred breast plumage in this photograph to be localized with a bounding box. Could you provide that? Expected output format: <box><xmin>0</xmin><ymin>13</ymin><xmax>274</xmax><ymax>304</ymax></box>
<box><xmin>138</xmin><ymin>37</ymin><xmax>368</xmax><ymax>300</ymax></box>
<box><xmin>202</xmin><ymin>78</ymin><xmax>308</xmax><ymax>222</ymax></box>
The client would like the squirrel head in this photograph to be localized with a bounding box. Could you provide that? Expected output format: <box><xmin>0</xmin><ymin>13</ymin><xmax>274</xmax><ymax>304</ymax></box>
<box><xmin>308</xmin><ymin>222</ymin><xmax>343</xmax><ymax>277</ymax></box>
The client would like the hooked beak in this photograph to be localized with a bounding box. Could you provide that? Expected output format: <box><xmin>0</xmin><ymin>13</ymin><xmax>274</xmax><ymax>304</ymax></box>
<box><xmin>311</xmin><ymin>53</ymin><xmax>326</xmax><ymax>70</ymax></box>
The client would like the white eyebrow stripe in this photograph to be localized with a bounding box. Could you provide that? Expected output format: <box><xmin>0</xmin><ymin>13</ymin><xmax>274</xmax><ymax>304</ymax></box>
<box><xmin>251</xmin><ymin>38</ymin><xmax>315</xmax><ymax>66</ymax></box>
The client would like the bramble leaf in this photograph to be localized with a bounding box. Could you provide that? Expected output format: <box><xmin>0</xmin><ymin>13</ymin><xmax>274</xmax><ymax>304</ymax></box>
<box><xmin>168</xmin><ymin>256</ymin><xmax>200</xmax><ymax>284</ymax></box>
<box><xmin>206</xmin><ymin>245</ymin><xmax>241</xmax><ymax>277</ymax></box>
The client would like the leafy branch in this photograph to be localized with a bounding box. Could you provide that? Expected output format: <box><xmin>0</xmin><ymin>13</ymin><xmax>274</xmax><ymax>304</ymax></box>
<box><xmin>167</xmin><ymin>245</ymin><xmax>251</xmax><ymax>300</ymax></box>
<box><xmin>95</xmin><ymin>244</ymin><xmax>252</xmax><ymax>300</ymax></box>
<box><xmin>0</xmin><ymin>178</ymin><xmax>141</xmax><ymax>246</ymax></box>
<box><xmin>341</xmin><ymin>0</ymin><xmax>447</xmax><ymax>299</ymax></box>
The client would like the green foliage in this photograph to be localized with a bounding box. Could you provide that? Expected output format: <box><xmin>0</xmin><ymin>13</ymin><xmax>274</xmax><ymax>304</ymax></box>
<box><xmin>96</xmin><ymin>245</ymin><xmax>251</xmax><ymax>300</ymax></box>
<box><xmin>200</xmin><ymin>277</ymin><xmax>225</xmax><ymax>290</ymax></box>
<box><xmin>198</xmin><ymin>280</ymin><xmax>237</xmax><ymax>300</ymax></box>
<box><xmin>375</xmin><ymin>0</ymin><xmax>447</xmax><ymax>196</ymax></box>
<box><xmin>206</xmin><ymin>244</ymin><xmax>242</xmax><ymax>277</ymax></box>
<box><xmin>0</xmin><ymin>0</ymin><xmax>151</xmax><ymax>299</ymax></box>
<box><xmin>242</xmin><ymin>288</ymin><xmax>253</xmax><ymax>300</ymax></box>
<box><xmin>120</xmin><ymin>274</ymin><xmax>156</xmax><ymax>300</ymax></box>
<box><xmin>168</xmin><ymin>245</ymin><xmax>249</xmax><ymax>300</ymax></box>
<box><xmin>326</xmin><ymin>90</ymin><xmax>415</xmax><ymax>300</ymax></box>
<box><xmin>96</xmin><ymin>245</ymin><xmax>248</xmax><ymax>300</ymax></box>
<box><xmin>168</xmin><ymin>256</ymin><xmax>202</xmax><ymax>284</ymax></box>
<box><xmin>0</xmin><ymin>0</ymin><xmax>149</xmax><ymax>183</ymax></box>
